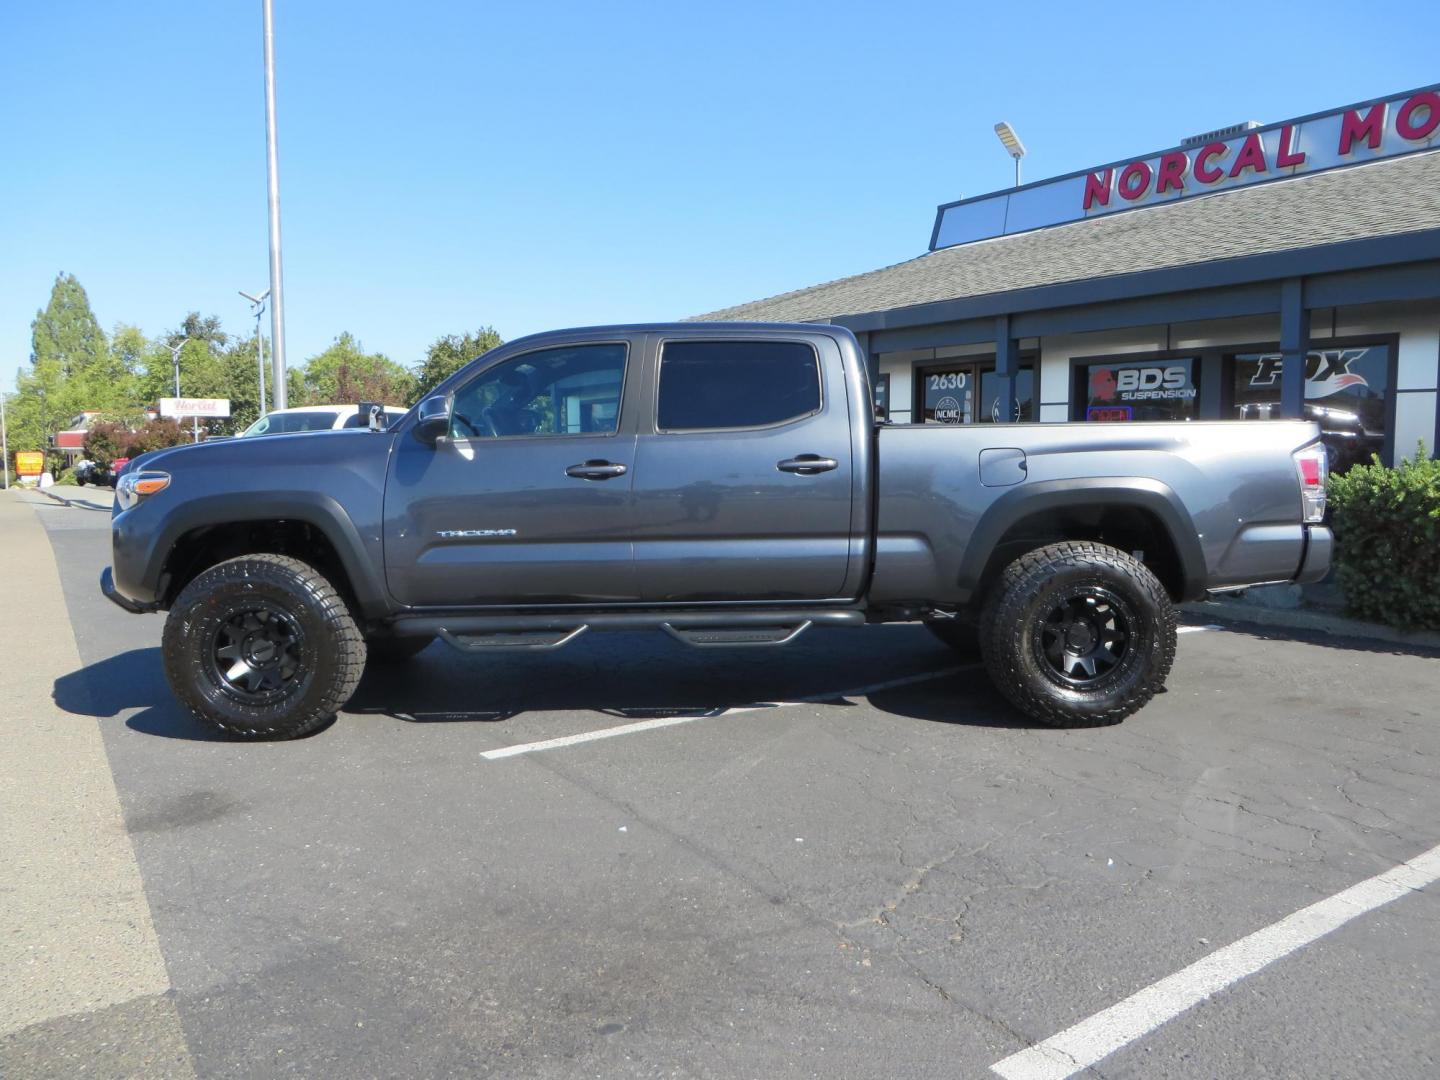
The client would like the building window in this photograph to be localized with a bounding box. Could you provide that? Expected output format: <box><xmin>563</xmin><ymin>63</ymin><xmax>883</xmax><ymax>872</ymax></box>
<box><xmin>657</xmin><ymin>340</ymin><xmax>820</xmax><ymax>431</ymax></box>
<box><xmin>1227</xmin><ymin>342</ymin><xmax>1391</xmax><ymax>472</ymax></box>
<box><xmin>874</xmin><ymin>373</ymin><xmax>891</xmax><ymax>421</ymax></box>
<box><xmin>917</xmin><ymin>360</ymin><xmax>1034</xmax><ymax>423</ymax></box>
<box><xmin>1074</xmin><ymin>356</ymin><xmax>1200</xmax><ymax>422</ymax></box>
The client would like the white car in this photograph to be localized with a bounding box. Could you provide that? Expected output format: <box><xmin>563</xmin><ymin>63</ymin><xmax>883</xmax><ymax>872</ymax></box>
<box><xmin>238</xmin><ymin>404</ymin><xmax>409</xmax><ymax>437</ymax></box>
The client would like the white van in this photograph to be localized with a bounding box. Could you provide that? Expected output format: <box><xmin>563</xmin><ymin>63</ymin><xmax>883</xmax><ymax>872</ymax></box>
<box><xmin>238</xmin><ymin>404</ymin><xmax>409</xmax><ymax>437</ymax></box>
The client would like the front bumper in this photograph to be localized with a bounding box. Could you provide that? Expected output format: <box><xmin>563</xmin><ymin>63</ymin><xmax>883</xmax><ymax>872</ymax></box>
<box><xmin>1294</xmin><ymin>525</ymin><xmax>1334</xmax><ymax>585</ymax></box>
<box><xmin>100</xmin><ymin>566</ymin><xmax>159</xmax><ymax>614</ymax></box>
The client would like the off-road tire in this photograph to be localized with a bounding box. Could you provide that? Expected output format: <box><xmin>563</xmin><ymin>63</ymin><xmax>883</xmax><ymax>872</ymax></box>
<box><xmin>925</xmin><ymin>618</ymin><xmax>978</xmax><ymax>655</ymax></box>
<box><xmin>365</xmin><ymin>634</ymin><xmax>434</xmax><ymax>662</ymax></box>
<box><xmin>162</xmin><ymin>554</ymin><xmax>367</xmax><ymax>740</ymax></box>
<box><xmin>979</xmin><ymin>541</ymin><xmax>1176</xmax><ymax>728</ymax></box>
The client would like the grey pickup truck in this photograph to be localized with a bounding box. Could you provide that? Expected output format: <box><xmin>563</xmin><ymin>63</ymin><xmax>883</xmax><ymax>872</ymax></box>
<box><xmin>102</xmin><ymin>322</ymin><xmax>1332</xmax><ymax>739</ymax></box>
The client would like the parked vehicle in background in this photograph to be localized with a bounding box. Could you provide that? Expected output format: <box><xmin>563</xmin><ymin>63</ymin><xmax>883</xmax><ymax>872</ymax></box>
<box><xmin>73</xmin><ymin>458</ymin><xmax>98</xmax><ymax>486</ymax></box>
<box><xmin>101</xmin><ymin>323</ymin><xmax>1333</xmax><ymax>740</ymax></box>
<box><xmin>89</xmin><ymin>457</ymin><xmax>132</xmax><ymax>488</ymax></box>
<box><xmin>238</xmin><ymin>404</ymin><xmax>408</xmax><ymax>437</ymax></box>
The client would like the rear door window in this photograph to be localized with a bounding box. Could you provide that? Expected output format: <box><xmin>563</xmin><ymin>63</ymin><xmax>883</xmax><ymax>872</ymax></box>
<box><xmin>657</xmin><ymin>340</ymin><xmax>821</xmax><ymax>431</ymax></box>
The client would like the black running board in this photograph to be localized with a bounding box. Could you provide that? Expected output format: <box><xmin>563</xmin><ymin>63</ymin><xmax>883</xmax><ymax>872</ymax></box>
<box><xmin>399</xmin><ymin>608</ymin><xmax>863</xmax><ymax>653</ymax></box>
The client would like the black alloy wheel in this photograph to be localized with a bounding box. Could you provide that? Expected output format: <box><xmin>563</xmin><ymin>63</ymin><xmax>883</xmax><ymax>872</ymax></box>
<box><xmin>207</xmin><ymin>603</ymin><xmax>307</xmax><ymax>702</ymax></box>
<box><xmin>1036</xmin><ymin>587</ymin><xmax>1131</xmax><ymax>687</ymax></box>
<box><xmin>162</xmin><ymin>554</ymin><xmax>367</xmax><ymax>739</ymax></box>
<box><xmin>979</xmin><ymin>541</ymin><xmax>1176</xmax><ymax>727</ymax></box>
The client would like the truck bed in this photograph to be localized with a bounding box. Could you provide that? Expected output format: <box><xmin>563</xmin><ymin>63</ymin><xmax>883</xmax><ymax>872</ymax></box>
<box><xmin>871</xmin><ymin>420</ymin><xmax>1324</xmax><ymax>606</ymax></box>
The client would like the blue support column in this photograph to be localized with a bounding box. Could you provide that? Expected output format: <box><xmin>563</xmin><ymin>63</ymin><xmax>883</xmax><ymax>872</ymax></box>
<box><xmin>1279</xmin><ymin>278</ymin><xmax>1309</xmax><ymax>420</ymax></box>
<box><xmin>994</xmin><ymin>314</ymin><xmax>1016</xmax><ymax>424</ymax></box>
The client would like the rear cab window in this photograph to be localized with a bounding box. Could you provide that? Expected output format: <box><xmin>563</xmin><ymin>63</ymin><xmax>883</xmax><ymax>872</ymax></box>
<box><xmin>657</xmin><ymin>340</ymin><xmax>821</xmax><ymax>431</ymax></box>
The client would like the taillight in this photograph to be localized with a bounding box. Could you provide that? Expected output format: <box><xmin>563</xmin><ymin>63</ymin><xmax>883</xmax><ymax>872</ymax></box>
<box><xmin>1293</xmin><ymin>444</ymin><xmax>1327</xmax><ymax>523</ymax></box>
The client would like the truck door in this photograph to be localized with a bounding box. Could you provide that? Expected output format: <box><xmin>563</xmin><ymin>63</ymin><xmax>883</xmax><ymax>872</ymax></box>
<box><xmin>383</xmin><ymin>338</ymin><xmax>641</xmax><ymax>607</ymax></box>
<box><xmin>629</xmin><ymin>335</ymin><xmax>855</xmax><ymax>602</ymax></box>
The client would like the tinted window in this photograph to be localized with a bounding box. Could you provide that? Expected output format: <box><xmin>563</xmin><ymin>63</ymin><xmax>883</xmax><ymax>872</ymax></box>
<box><xmin>980</xmin><ymin>368</ymin><xmax>1034</xmax><ymax>423</ymax></box>
<box><xmin>1229</xmin><ymin>344</ymin><xmax>1390</xmax><ymax>473</ymax></box>
<box><xmin>658</xmin><ymin>340</ymin><xmax>820</xmax><ymax>430</ymax></box>
<box><xmin>450</xmin><ymin>343</ymin><xmax>627</xmax><ymax>439</ymax></box>
<box><xmin>1075</xmin><ymin>357</ymin><xmax>1199</xmax><ymax>422</ymax></box>
<box><xmin>874</xmin><ymin>373</ymin><xmax>890</xmax><ymax>420</ymax></box>
<box><xmin>241</xmin><ymin>411</ymin><xmax>340</xmax><ymax>436</ymax></box>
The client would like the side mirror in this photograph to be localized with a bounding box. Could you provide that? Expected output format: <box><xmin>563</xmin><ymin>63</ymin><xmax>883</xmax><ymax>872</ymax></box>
<box><xmin>414</xmin><ymin>395</ymin><xmax>450</xmax><ymax>445</ymax></box>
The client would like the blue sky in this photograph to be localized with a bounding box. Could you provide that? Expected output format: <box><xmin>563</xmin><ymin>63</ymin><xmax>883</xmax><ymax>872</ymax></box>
<box><xmin>3</xmin><ymin>1</ymin><xmax>1437</xmax><ymax>389</ymax></box>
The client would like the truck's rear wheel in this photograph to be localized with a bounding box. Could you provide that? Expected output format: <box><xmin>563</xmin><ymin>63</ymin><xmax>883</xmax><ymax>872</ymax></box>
<box><xmin>979</xmin><ymin>541</ymin><xmax>1175</xmax><ymax>727</ymax></box>
<box><xmin>162</xmin><ymin>554</ymin><xmax>366</xmax><ymax>740</ymax></box>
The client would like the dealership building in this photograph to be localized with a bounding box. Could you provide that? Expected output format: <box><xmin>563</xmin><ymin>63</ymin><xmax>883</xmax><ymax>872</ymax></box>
<box><xmin>701</xmin><ymin>84</ymin><xmax>1440</xmax><ymax>468</ymax></box>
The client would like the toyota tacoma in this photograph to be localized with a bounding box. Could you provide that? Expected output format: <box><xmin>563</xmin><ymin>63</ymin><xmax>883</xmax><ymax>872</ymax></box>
<box><xmin>102</xmin><ymin>323</ymin><xmax>1332</xmax><ymax>738</ymax></box>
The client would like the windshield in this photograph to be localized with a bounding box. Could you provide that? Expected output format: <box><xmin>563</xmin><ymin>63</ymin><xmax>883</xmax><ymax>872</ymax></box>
<box><xmin>240</xmin><ymin>411</ymin><xmax>341</xmax><ymax>437</ymax></box>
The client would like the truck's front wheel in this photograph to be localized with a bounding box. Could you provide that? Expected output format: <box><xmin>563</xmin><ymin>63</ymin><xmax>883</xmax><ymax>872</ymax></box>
<box><xmin>979</xmin><ymin>541</ymin><xmax>1176</xmax><ymax>727</ymax></box>
<box><xmin>162</xmin><ymin>554</ymin><xmax>367</xmax><ymax>740</ymax></box>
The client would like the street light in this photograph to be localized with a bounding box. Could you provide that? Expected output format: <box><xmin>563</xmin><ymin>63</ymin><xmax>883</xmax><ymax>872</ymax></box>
<box><xmin>994</xmin><ymin>121</ymin><xmax>1027</xmax><ymax>187</ymax></box>
<box><xmin>160</xmin><ymin>337</ymin><xmax>201</xmax><ymax>442</ymax></box>
<box><xmin>240</xmin><ymin>288</ymin><xmax>271</xmax><ymax>414</ymax></box>
<box><xmin>162</xmin><ymin>339</ymin><xmax>186</xmax><ymax>398</ymax></box>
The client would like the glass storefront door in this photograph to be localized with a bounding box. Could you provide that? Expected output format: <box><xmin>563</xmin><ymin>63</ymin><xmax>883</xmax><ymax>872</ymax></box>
<box><xmin>917</xmin><ymin>361</ymin><xmax>1034</xmax><ymax>424</ymax></box>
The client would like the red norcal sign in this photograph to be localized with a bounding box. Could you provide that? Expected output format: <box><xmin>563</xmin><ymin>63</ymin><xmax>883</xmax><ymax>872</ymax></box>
<box><xmin>1082</xmin><ymin>90</ymin><xmax>1440</xmax><ymax>212</ymax></box>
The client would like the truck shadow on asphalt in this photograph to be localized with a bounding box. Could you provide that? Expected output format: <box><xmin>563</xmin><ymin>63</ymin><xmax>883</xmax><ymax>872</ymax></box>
<box><xmin>52</xmin><ymin>627</ymin><xmax>1037</xmax><ymax>741</ymax></box>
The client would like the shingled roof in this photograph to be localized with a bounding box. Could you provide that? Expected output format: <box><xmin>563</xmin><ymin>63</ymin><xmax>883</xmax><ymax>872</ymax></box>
<box><xmin>694</xmin><ymin>149</ymin><xmax>1440</xmax><ymax>323</ymax></box>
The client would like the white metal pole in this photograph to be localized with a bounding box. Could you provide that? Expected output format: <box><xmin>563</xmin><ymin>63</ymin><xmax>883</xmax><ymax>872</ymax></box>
<box><xmin>1</xmin><ymin>390</ymin><xmax>10</xmax><ymax>490</ymax></box>
<box><xmin>256</xmin><ymin>308</ymin><xmax>267</xmax><ymax>413</ymax></box>
<box><xmin>263</xmin><ymin>0</ymin><xmax>288</xmax><ymax>409</ymax></box>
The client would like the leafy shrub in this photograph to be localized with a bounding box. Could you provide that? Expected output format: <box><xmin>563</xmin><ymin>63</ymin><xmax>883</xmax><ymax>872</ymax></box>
<box><xmin>83</xmin><ymin>420</ymin><xmax>130</xmax><ymax>465</ymax></box>
<box><xmin>127</xmin><ymin>417</ymin><xmax>189</xmax><ymax>455</ymax></box>
<box><xmin>55</xmin><ymin>467</ymin><xmax>78</xmax><ymax>486</ymax></box>
<box><xmin>1328</xmin><ymin>444</ymin><xmax>1440</xmax><ymax>630</ymax></box>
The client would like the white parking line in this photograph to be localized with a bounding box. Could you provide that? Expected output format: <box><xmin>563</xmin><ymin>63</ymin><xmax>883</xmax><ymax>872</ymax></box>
<box><xmin>480</xmin><ymin>664</ymin><xmax>977</xmax><ymax>760</ymax></box>
<box><xmin>1177</xmin><ymin>624</ymin><xmax>1224</xmax><ymax>634</ymax></box>
<box><xmin>990</xmin><ymin>839</ymin><xmax>1440</xmax><ymax>1080</ymax></box>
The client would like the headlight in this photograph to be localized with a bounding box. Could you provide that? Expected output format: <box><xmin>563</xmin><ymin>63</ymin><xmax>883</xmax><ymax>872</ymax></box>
<box><xmin>116</xmin><ymin>470</ymin><xmax>171</xmax><ymax>511</ymax></box>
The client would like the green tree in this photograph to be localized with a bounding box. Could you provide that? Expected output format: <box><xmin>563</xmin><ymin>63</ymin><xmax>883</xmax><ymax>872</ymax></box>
<box><xmin>32</xmin><ymin>272</ymin><xmax>107</xmax><ymax>380</ymax></box>
<box><xmin>298</xmin><ymin>333</ymin><xmax>415</xmax><ymax>406</ymax></box>
<box><xmin>412</xmin><ymin>327</ymin><xmax>503</xmax><ymax>403</ymax></box>
<box><xmin>9</xmin><ymin>273</ymin><xmax>118</xmax><ymax>470</ymax></box>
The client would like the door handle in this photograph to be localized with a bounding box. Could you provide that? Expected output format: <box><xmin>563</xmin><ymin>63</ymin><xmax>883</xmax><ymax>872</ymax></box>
<box><xmin>776</xmin><ymin>454</ymin><xmax>839</xmax><ymax>475</ymax></box>
<box><xmin>565</xmin><ymin>460</ymin><xmax>628</xmax><ymax>480</ymax></box>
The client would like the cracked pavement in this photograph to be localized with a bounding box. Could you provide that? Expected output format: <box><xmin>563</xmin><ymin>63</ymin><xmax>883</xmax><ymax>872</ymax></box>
<box><xmin>4</xmin><ymin>491</ymin><xmax>1439</xmax><ymax>1079</ymax></box>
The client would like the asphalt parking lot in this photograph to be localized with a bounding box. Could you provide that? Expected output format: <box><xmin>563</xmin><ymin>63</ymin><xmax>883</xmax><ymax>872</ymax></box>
<box><xmin>5</xmin><ymin>490</ymin><xmax>1440</xmax><ymax>1079</ymax></box>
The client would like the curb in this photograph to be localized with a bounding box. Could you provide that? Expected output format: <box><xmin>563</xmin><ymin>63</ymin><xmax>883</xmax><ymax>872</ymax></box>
<box><xmin>1182</xmin><ymin>599</ymin><xmax>1440</xmax><ymax>651</ymax></box>
<box><xmin>38</xmin><ymin>487</ymin><xmax>116</xmax><ymax>513</ymax></box>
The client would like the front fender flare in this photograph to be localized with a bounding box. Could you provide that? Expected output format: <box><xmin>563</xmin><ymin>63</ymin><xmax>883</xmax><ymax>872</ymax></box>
<box><xmin>126</xmin><ymin>492</ymin><xmax>391</xmax><ymax>620</ymax></box>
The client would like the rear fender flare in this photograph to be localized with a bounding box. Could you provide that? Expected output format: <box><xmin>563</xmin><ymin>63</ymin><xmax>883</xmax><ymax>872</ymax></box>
<box><xmin>956</xmin><ymin>477</ymin><xmax>1208</xmax><ymax>602</ymax></box>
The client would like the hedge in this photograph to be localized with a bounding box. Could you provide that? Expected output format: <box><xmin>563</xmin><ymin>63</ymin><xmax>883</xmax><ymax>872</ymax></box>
<box><xmin>1327</xmin><ymin>444</ymin><xmax>1440</xmax><ymax>631</ymax></box>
